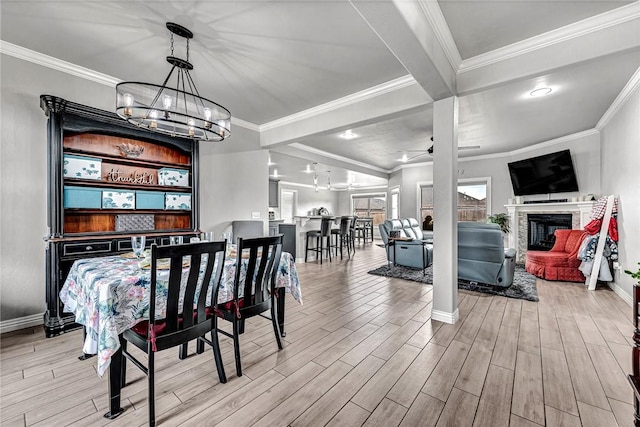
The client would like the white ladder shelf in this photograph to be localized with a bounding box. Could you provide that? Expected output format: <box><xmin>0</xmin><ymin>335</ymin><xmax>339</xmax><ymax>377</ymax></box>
<box><xmin>585</xmin><ymin>194</ymin><xmax>615</xmax><ymax>291</ymax></box>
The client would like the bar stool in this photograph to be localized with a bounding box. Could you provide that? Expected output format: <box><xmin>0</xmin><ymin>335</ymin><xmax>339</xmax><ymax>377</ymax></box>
<box><xmin>349</xmin><ymin>216</ymin><xmax>358</xmax><ymax>253</ymax></box>
<box><xmin>305</xmin><ymin>217</ymin><xmax>333</xmax><ymax>264</ymax></box>
<box><xmin>331</xmin><ymin>216</ymin><xmax>352</xmax><ymax>259</ymax></box>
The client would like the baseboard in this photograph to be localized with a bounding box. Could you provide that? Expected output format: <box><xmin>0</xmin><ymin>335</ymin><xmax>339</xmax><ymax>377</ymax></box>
<box><xmin>0</xmin><ymin>314</ymin><xmax>43</xmax><ymax>334</ymax></box>
<box><xmin>608</xmin><ymin>282</ymin><xmax>632</xmax><ymax>307</ymax></box>
<box><xmin>432</xmin><ymin>308</ymin><xmax>460</xmax><ymax>324</ymax></box>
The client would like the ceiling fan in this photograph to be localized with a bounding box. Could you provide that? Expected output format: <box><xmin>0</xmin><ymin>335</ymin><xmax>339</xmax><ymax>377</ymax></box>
<box><xmin>398</xmin><ymin>137</ymin><xmax>480</xmax><ymax>162</ymax></box>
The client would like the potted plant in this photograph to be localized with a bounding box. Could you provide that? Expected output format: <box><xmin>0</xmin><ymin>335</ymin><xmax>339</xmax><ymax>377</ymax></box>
<box><xmin>625</xmin><ymin>262</ymin><xmax>640</xmax><ymax>284</ymax></box>
<box><xmin>488</xmin><ymin>213</ymin><xmax>511</xmax><ymax>234</ymax></box>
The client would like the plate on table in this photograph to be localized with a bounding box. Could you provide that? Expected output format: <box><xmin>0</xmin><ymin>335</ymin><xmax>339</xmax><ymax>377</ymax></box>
<box><xmin>139</xmin><ymin>258</ymin><xmax>190</xmax><ymax>270</ymax></box>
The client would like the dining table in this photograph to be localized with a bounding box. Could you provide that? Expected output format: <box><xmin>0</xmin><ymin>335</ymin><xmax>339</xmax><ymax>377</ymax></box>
<box><xmin>59</xmin><ymin>246</ymin><xmax>301</xmax><ymax>419</ymax></box>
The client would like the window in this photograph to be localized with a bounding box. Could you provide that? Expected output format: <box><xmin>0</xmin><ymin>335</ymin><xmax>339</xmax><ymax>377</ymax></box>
<box><xmin>419</xmin><ymin>180</ymin><xmax>489</xmax><ymax>230</ymax></box>
<box><xmin>390</xmin><ymin>188</ymin><xmax>399</xmax><ymax>220</ymax></box>
<box><xmin>352</xmin><ymin>193</ymin><xmax>387</xmax><ymax>228</ymax></box>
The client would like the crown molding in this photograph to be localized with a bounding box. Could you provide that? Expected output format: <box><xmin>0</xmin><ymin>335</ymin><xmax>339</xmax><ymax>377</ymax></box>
<box><xmin>458</xmin><ymin>3</ymin><xmax>640</xmax><ymax>74</ymax></box>
<box><xmin>1</xmin><ymin>40</ymin><xmax>259</xmax><ymax>132</ymax></box>
<box><xmin>507</xmin><ymin>129</ymin><xmax>600</xmax><ymax>157</ymax></box>
<box><xmin>232</xmin><ymin>116</ymin><xmax>260</xmax><ymax>132</ymax></box>
<box><xmin>417</xmin><ymin>0</ymin><xmax>462</xmax><ymax>71</ymax></box>
<box><xmin>1</xmin><ymin>40</ymin><xmax>120</xmax><ymax>86</ymax></box>
<box><xmin>290</xmin><ymin>142</ymin><xmax>390</xmax><ymax>174</ymax></box>
<box><xmin>260</xmin><ymin>75</ymin><xmax>417</xmax><ymax>131</ymax></box>
<box><xmin>596</xmin><ymin>65</ymin><xmax>640</xmax><ymax>130</ymax></box>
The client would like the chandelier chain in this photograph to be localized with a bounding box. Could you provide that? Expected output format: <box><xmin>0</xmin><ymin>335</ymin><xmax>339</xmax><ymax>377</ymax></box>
<box><xmin>170</xmin><ymin>32</ymin><xmax>174</xmax><ymax>56</ymax></box>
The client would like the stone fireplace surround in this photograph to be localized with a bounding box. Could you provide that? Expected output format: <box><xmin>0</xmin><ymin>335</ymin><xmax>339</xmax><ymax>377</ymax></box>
<box><xmin>505</xmin><ymin>201</ymin><xmax>595</xmax><ymax>264</ymax></box>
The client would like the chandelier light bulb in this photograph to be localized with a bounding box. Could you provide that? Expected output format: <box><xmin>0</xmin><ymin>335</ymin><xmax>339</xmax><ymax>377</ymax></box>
<box><xmin>149</xmin><ymin>110</ymin><xmax>158</xmax><ymax>129</ymax></box>
<box><xmin>188</xmin><ymin>119</ymin><xmax>195</xmax><ymax>136</ymax></box>
<box><xmin>203</xmin><ymin>107</ymin><xmax>212</xmax><ymax>128</ymax></box>
<box><xmin>162</xmin><ymin>95</ymin><xmax>172</xmax><ymax>118</ymax></box>
<box><xmin>123</xmin><ymin>93</ymin><xmax>134</xmax><ymax>117</ymax></box>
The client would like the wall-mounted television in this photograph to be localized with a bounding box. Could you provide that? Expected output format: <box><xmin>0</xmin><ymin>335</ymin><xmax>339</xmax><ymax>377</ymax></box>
<box><xmin>507</xmin><ymin>149</ymin><xmax>579</xmax><ymax>196</ymax></box>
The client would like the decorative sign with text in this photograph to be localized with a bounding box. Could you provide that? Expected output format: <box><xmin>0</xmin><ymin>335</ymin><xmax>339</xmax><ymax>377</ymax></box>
<box><xmin>106</xmin><ymin>168</ymin><xmax>155</xmax><ymax>185</ymax></box>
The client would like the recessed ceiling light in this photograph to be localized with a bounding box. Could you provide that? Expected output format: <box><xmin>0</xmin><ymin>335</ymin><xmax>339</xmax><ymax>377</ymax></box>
<box><xmin>530</xmin><ymin>87</ymin><xmax>552</xmax><ymax>97</ymax></box>
<box><xmin>339</xmin><ymin>129</ymin><xmax>358</xmax><ymax>140</ymax></box>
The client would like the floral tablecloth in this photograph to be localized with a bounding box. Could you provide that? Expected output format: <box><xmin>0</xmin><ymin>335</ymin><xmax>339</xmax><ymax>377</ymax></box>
<box><xmin>60</xmin><ymin>251</ymin><xmax>301</xmax><ymax>376</ymax></box>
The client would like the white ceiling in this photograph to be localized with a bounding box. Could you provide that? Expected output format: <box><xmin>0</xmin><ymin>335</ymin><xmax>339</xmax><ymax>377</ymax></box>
<box><xmin>2</xmin><ymin>0</ymin><xmax>639</xmax><ymax>188</ymax></box>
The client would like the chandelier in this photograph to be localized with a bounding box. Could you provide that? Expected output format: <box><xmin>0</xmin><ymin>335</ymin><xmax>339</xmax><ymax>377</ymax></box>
<box><xmin>115</xmin><ymin>22</ymin><xmax>231</xmax><ymax>142</ymax></box>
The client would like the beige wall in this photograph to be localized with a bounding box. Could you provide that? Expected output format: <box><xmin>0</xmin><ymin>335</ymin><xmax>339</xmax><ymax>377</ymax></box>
<box><xmin>601</xmin><ymin>84</ymin><xmax>640</xmax><ymax>300</ymax></box>
<box><xmin>1</xmin><ymin>55</ymin><xmax>115</xmax><ymax>323</ymax></box>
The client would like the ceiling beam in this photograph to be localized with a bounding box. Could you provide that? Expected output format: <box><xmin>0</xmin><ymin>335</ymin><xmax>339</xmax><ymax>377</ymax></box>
<box><xmin>350</xmin><ymin>0</ymin><xmax>457</xmax><ymax>100</ymax></box>
<box><xmin>259</xmin><ymin>78</ymin><xmax>431</xmax><ymax>148</ymax></box>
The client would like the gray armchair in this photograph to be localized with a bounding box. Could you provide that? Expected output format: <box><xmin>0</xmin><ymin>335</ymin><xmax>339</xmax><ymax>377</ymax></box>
<box><xmin>379</xmin><ymin>218</ymin><xmax>433</xmax><ymax>270</ymax></box>
<box><xmin>458</xmin><ymin>222</ymin><xmax>517</xmax><ymax>287</ymax></box>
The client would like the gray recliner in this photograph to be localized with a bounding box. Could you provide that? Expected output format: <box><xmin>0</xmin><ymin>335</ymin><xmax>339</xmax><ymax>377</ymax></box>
<box><xmin>379</xmin><ymin>218</ymin><xmax>433</xmax><ymax>270</ymax></box>
<box><xmin>379</xmin><ymin>219</ymin><xmax>517</xmax><ymax>287</ymax></box>
<box><xmin>458</xmin><ymin>222</ymin><xmax>517</xmax><ymax>287</ymax></box>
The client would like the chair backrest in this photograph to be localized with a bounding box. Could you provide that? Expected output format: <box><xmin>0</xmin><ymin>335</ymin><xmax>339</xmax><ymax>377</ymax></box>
<box><xmin>552</xmin><ymin>229</ymin><xmax>587</xmax><ymax>255</ymax></box>
<box><xmin>407</xmin><ymin>218</ymin><xmax>424</xmax><ymax>240</ymax></box>
<box><xmin>457</xmin><ymin>222</ymin><xmax>504</xmax><ymax>285</ymax></box>
<box><xmin>379</xmin><ymin>219</ymin><xmax>405</xmax><ymax>244</ymax></box>
<box><xmin>227</xmin><ymin>235</ymin><xmax>283</xmax><ymax>317</ymax></box>
<box><xmin>350</xmin><ymin>216</ymin><xmax>358</xmax><ymax>234</ymax></box>
<box><xmin>149</xmin><ymin>241</ymin><xmax>226</xmax><ymax>341</ymax></box>
<box><xmin>339</xmin><ymin>216</ymin><xmax>351</xmax><ymax>234</ymax></box>
<box><xmin>232</xmin><ymin>220</ymin><xmax>265</xmax><ymax>241</ymax></box>
<box><xmin>320</xmin><ymin>217</ymin><xmax>333</xmax><ymax>236</ymax></box>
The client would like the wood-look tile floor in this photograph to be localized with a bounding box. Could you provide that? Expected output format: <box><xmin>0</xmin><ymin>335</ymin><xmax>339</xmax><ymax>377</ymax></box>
<box><xmin>0</xmin><ymin>243</ymin><xmax>634</xmax><ymax>426</ymax></box>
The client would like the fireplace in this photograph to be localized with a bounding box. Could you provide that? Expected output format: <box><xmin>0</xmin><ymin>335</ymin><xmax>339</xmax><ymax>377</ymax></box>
<box><xmin>506</xmin><ymin>201</ymin><xmax>593</xmax><ymax>263</ymax></box>
<box><xmin>527</xmin><ymin>214</ymin><xmax>572</xmax><ymax>251</ymax></box>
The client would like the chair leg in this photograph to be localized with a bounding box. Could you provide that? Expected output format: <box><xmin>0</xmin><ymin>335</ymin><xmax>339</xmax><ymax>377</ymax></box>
<box><xmin>119</xmin><ymin>339</ymin><xmax>127</xmax><ymax>389</ymax></box>
<box><xmin>270</xmin><ymin>301</ymin><xmax>283</xmax><ymax>350</ymax></box>
<box><xmin>305</xmin><ymin>236</ymin><xmax>309</xmax><ymax>262</ymax></box>
<box><xmin>233</xmin><ymin>319</ymin><xmax>242</xmax><ymax>377</ymax></box>
<box><xmin>179</xmin><ymin>343</ymin><xmax>188</xmax><ymax>359</ymax></box>
<box><xmin>210</xmin><ymin>318</ymin><xmax>227</xmax><ymax>383</ymax></box>
<box><xmin>196</xmin><ymin>338</ymin><xmax>205</xmax><ymax>354</ymax></box>
<box><xmin>319</xmin><ymin>236</ymin><xmax>323</xmax><ymax>265</ymax></box>
<box><xmin>148</xmin><ymin>350</ymin><xmax>155</xmax><ymax>426</ymax></box>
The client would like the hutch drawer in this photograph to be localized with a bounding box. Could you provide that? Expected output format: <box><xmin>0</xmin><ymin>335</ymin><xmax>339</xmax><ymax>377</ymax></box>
<box><xmin>62</xmin><ymin>241</ymin><xmax>113</xmax><ymax>257</ymax></box>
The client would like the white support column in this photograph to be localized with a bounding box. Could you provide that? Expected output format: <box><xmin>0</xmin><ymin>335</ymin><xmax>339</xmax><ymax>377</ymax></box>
<box><xmin>431</xmin><ymin>97</ymin><xmax>459</xmax><ymax>324</ymax></box>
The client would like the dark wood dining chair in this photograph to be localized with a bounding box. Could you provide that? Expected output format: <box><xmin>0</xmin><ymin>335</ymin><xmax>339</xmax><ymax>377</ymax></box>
<box><xmin>331</xmin><ymin>216</ymin><xmax>352</xmax><ymax>259</ymax></box>
<box><xmin>119</xmin><ymin>241</ymin><xmax>226</xmax><ymax>426</ymax></box>
<box><xmin>204</xmin><ymin>235</ymin><xmax>284</xmax><ymax>381</ymax></box>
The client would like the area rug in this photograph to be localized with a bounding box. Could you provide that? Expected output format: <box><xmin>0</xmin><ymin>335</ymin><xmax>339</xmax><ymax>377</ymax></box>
<box><xmin>368</xmin><ymin>263</ymin><xmax>539</xmax><ymax>302</ymax></box>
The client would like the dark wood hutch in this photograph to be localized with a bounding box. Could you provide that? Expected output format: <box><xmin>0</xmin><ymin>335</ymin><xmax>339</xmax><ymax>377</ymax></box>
<box><xmin>42</xmin><ymin>95</ymin><xmax>201</xmax><ymax>337</ymax></box>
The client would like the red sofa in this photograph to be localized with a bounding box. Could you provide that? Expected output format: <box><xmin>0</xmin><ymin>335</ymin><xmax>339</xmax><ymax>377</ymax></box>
<box><xmin>525</xmin><ymin>229</ymin><xmax>587</xmax><ymax>282</ymax></box>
